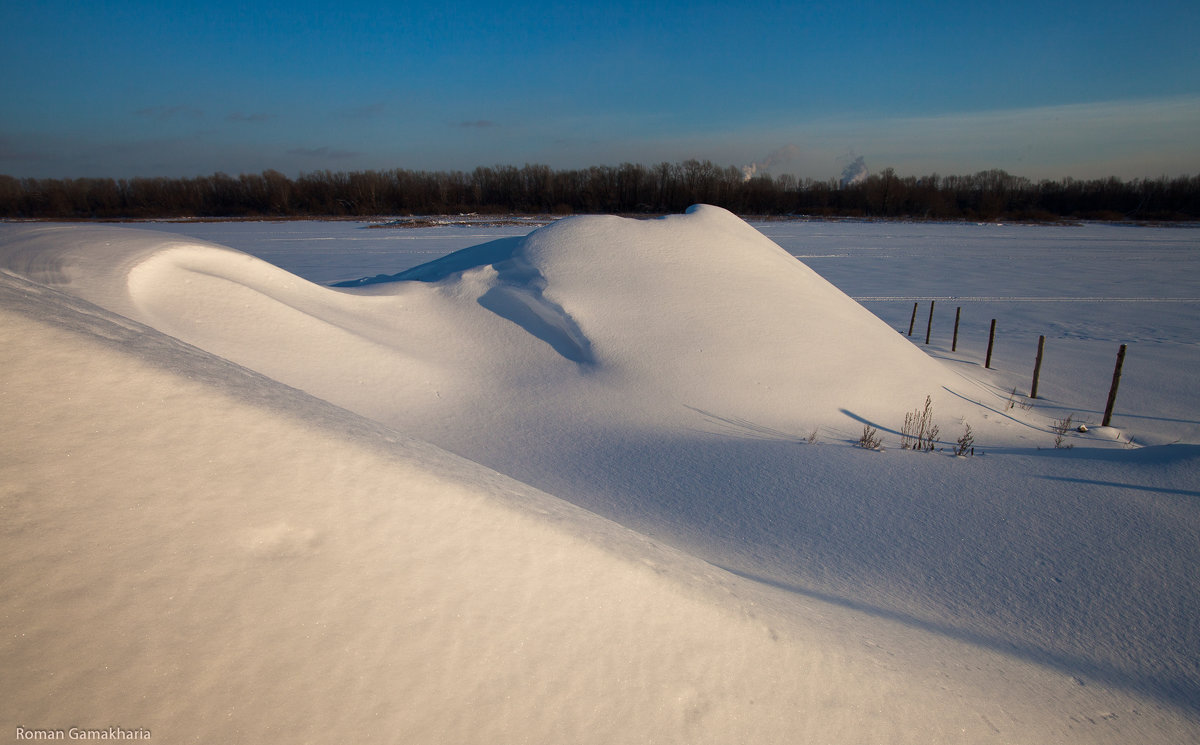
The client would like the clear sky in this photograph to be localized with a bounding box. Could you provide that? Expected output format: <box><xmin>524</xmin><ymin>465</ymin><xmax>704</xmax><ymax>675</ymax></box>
<box><xmin>3</xmin><ymin>0</ymin><xmax>1198</xmax><ymax>181</ymax></box>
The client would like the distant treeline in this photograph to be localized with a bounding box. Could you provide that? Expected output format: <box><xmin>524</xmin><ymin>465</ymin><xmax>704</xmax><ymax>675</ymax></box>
<box><xmin>2</xmin><ymin>162</ymin><xmax>1198</xmax><ymax>221</ymax></box>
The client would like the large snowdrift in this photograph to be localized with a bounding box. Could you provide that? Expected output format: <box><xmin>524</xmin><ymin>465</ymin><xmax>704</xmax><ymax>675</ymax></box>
<box><xmin>2</xmin><ymin>210</ymin><xmax>1198</xmax><ymax>743</ymax></box>
<box><xmin>1</xmin><ymin>207</ymin><xmax>1049</xmax><ymax>447</ymax></box>
<box><xmin>1</xmin><ymin>278</ymin><xmax>871</xmax><ymax>743</ymax></box>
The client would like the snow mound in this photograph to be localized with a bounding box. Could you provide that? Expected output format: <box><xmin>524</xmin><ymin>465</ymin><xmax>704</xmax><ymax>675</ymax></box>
<box><xmin>346</xmin><ymin>203</ymin><xmax>970</xmax><ymax>429</ymax></box>
<box><xmin>2</xmin><ymin>207</ymin><xmax>1041</xmax><ymax>449</ymax></box>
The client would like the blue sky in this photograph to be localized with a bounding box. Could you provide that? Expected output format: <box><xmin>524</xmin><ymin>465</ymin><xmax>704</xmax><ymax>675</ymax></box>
<box><xmin>2</xmin><ymin>0</ymin><xmax>1198</xmax><ymax>181</ymax></box>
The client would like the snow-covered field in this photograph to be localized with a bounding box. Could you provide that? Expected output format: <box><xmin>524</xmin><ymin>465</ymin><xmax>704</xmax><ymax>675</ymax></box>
<box><xmin>1</xmin><ymin>210</ymin><xmax>1197</xmax><ymax>743</ymax></box>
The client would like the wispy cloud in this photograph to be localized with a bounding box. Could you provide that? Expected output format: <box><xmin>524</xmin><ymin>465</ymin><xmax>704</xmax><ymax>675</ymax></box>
<box><xmin>227</xmin><ymin>112</ymin><xmax>276</xmax><ymax>123</ymax></box>
<box><xmin>286</xmin><ymin>146</ymin><xmax>361</xmax><ymax>159</ymax></box>
<box><xmin>134</xmin><ymin>105</ymin><xmax>204</xmax><ymax>121</ymax></box>
<box><xmin>459</xmin><ymin>120</ymin><xmax>497</xmax><ymax>128</ymax></box>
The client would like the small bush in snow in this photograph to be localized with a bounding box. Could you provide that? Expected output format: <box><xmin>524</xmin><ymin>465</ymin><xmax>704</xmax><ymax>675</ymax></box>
<box><xmin>901</xmin><ymin>395</ymin><xmax>940</xmax><ymax>452</ymax></box>
<box><xmin>954</xmin><ymin>423</ymin><xmax>975</xmax><ymax>456</ymax></box>
<box><xmin>1007</xmin><ymin>387</ymin><xmax>1034</xmax><ymax>411</ymax></box>
<box><xmin>857</xmin><ymin>424</ymin><xmax>881</xmax><ymax>450</ymax></box>
<box><xmin>1051</xmin><ymin>415</ymin><xmax>1075</xmax><ymax>449</ymax></box>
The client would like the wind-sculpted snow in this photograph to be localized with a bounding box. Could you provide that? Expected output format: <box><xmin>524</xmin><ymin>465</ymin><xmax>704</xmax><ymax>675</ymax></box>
<box><xmin>1</xmin><ymin>207</ymin><xmax>1037</xmax><ymax>443</ymax></box>
<box><xmin>322</xmin><ymin>204</ymin><xmax>1037</xmax><ymax>442</ymax></box>
<box><xmin>2</xmin><ymin>210</ymin><xmax>1199</xmax><ymax>743</ymax></box>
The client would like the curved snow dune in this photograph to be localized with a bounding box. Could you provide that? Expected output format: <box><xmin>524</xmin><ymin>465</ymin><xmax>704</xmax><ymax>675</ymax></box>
<box><xmin>2</xmin><ymin>272</ymin><xmax>1193</xmax><ymax>745</ymax></box>
<box><xmin>345</xmin><ymin>205</ymin><xmax>1040</xmax><ymax>441</ymax></box>
<box><xmin>0</xmin><ymin>209</ymin><xmax>1043</xmax><ymax>447</ymax></box>
<box><xmin>4</xmin><ymin>213</ymin><xmax>1200</xmax><ymax>735</ymax></box>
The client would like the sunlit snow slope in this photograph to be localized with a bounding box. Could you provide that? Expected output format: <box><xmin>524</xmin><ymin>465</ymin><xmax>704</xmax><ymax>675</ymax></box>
<box><xmin>2</xmin><ymin>209</ymin><xmax>1198</xmax><ymax>743</ymax></box>
<box><xmin>4</xmin><ymin>274</ymin><xmax>969</xmax><ymax>744</ymax></box>
<box><xmin>1</xmin><ymin>207</ymin><xmax>1048</xmax><ymax>447</ymax></box>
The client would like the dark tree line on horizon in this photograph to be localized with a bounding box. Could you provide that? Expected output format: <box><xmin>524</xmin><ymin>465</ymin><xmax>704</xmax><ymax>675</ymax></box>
<box><xmin>2</xmin><ymin>161</ymin><xmax>1198</xmax><ymax>221</ymax></box>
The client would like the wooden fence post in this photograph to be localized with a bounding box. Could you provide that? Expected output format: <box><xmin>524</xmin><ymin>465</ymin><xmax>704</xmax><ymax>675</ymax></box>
<box><xmin>952</xmin><ymin>307</ymin><xmax>961</xmax><ymax>352</ymax></box>
<box><xmin>985</xmin><ymin>319</ymin><xmax>996</xmax><ymax>369</ymax></box>
<box><xmin>1030</xmin><ymin>335</ymin><xmax>1045</xmax><ymax>399</ymax></box>
<box><xmin>1102</xmin><ymin>344</ymin><xmax>1127</xmax><ymax>427</ymax></box>
<box><xmin>907</xmin><ymin>302</ymin><xmax>918</xmax><ymax>336</ymax></box>
<box><xmin>924</xmin><ymin>300</ymin><xmax>935</xmax><ymax>345</ymax></box>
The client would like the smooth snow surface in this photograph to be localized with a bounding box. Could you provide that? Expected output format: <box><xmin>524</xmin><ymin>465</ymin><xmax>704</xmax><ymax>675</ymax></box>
<box><xmin>2</xmin><ymin>208</ymin><xmax>1198</xmax><ymax>744</ymax></box>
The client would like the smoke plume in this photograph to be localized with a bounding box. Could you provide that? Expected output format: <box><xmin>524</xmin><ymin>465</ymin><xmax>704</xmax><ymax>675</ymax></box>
<box><xmin>839</xmin><ymin>155</ymin><xmax>868</xmax><ymax>188</ymax></box>
<box><xmin>742</xmin><ymin>144</ymin><xmax>801</xmax><ymax>181</ymax></box>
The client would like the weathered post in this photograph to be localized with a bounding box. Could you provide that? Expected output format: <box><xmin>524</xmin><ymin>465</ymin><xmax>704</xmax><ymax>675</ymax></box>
<box><xmin>985</xmin><ymin>319</ymin><xmax>997</xmax><ymax>369</ymax></box>
<box><xmin>924</xmin><ymin>300</ymin><xmax>935</xmax><ymax>345</ymax></box>
<box><xmin>952</xmin><ymin>307</ymin><xmax>961</xmax><ymax>352</ymax></box>
<box><xmin>907</xmin><ymin>302</ymin><xmax>918</xmax><ymax>336</ymax></box>
<box><xmin>1030</xmin><ymin>335</ymin><xmax>1045</xmax><ymax>399</ymax></box>
<box><xmin>1102</xmin><ymin>344</ymin><xmax>1127</xmax><ymax>427</ymax></box>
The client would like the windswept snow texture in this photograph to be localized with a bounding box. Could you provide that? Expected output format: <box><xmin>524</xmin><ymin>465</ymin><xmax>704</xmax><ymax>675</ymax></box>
<box><xmin>2</xmin><ymin>209</ymin><xmax>1199</xmax><ymax>744</ymax></box>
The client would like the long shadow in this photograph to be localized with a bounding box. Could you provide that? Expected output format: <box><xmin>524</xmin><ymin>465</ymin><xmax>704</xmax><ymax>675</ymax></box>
<box><xmin>841</xmin><ymin>392</ymin><xmax>1050</xmax><ymax>447</ymax></box>
<box><xmin>1107</xmin><ymin>411</ymin><xmax>1200</xmax><ymax>427</ymax></box>
<box><xmin>919</xmin><ymin>348</ymin><xmax>1200</xmax><ymax>431</ymax></box>
<box><xmin>720</xmin><ymin>564</ymin><xmax>1200</xmax><ymax>717</ymax></box>
<box><xmin>838</xmin><ymin>407</ymin><xmax>902</xmax><ymax>438</ymax></box>
<box><xmin>477</xmin><ymin>283</ymin><xmax>593</xmax><ymax>364</ymax></box>
<box><xmin>1039</xmin><ymin>475</ymin><xmax>1200</xmax><ymax>499</ymax></box>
